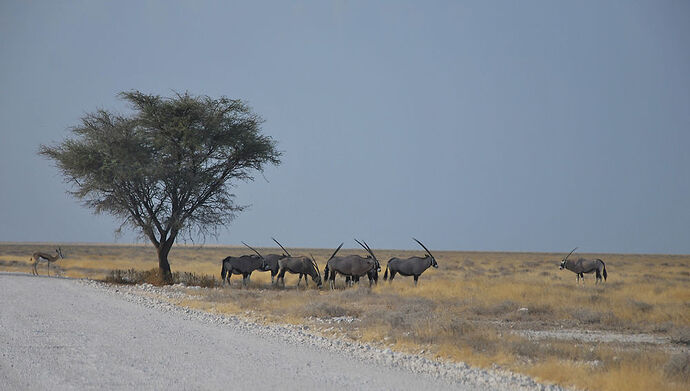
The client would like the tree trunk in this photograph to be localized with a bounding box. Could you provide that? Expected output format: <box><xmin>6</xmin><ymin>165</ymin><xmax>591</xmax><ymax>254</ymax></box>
<box><xmin>156</xmin><ymin>241</ymin><xmax>173</xmax><ymax>283</ymax></box>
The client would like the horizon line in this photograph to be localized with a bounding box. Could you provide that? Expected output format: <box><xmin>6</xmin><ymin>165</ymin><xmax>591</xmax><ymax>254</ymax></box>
<box><xmin>1</xmin><ymin>241</ymin><xmax>687</xmax><ymax>257</ymax></box>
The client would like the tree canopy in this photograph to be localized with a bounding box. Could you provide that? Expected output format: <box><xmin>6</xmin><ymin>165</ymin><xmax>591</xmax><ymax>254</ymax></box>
<box><xmin>40</xmin><ymin>91</ymin><xmax>281</xmax><ymax>277</ymax></box>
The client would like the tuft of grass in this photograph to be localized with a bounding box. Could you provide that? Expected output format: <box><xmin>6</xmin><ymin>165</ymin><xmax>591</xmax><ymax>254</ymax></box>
<box><xmin>627</xmin><ymin>299</ymin><xmax>653</xmax><ymax>313</ymax></box>
<box><xmin>303</xmin><ymin>302</ymin><xmax>354</xmax><ymax>318</ymax></box>
<box><xmin>670</xmin><ymin>327</ymin><xmax>690</xmax><ymax>345</ymax></box>
<box><xmin>572</xmin><ymin>308</ymin><xmax>604</xmax><ymax>324</ymax></box>
<box><xmin>664</xmin><ymin>353</ymin><xmax>690</xmax><ymax>383</ymax></box>
<box><xmin>473</xmin><ymin>300</ymin><xmax>518</xmax><ymax>316</ymax></box>
<box><xmin>443</xmin><ymin>318</ymin><xmax>475</xmax><ymax>337</ymax></box>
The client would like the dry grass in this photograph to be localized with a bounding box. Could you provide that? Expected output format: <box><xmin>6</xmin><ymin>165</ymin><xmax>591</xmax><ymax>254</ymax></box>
<box><xmin>1</xmin><ymin>242</ymin><xmax>689</xmax><ymax>391</ymax></box>
<box><xmin>104</xmin><ymin>268</ymin><xmax>218</xmax><ymax>287</ymax></box>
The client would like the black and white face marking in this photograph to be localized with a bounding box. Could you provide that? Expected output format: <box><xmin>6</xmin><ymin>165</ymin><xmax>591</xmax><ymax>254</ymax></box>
<box><xmin>312</xmin><ymin>274</ymin><xmax>322</xmax><ymax>287</ymax></box>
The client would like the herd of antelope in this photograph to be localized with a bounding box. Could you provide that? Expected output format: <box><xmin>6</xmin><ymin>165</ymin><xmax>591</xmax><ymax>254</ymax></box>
<box><xmin>221</xmin><ymin>238</ymin><xmax>438</xmax><ymax>289</ymax></box>
<box><xmin>29</xmin><ymin>242</ymin><xmax>607</xmax><ymax>287</ymax></box>
<box><xmin>220</xmin><ymin>239</ymin><xmax>606</xmax><ymax>289</ymax></box>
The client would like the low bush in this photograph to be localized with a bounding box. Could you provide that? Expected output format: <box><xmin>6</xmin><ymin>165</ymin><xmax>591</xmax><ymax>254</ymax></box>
<box><xmin>104</xmin><ymin>268</ymin><xmax>218</xmax><ymax>288</ymax></box>
<box><xmin>303</xmin><ymin>302</ymin><xmax>353</xmax><ymax>318</ymax></box>
<box><xmin>572</xmin><ymin>308</ymin><xmax>603</xmax><ymax>324</ymax></box>
<box><xmin>473</xmin><ymin>300</ymin><xmax>518</xmax><ymax>316</ymax></box>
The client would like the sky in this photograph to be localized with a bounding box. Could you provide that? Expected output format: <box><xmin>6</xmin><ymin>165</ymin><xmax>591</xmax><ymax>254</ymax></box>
<box><xmin>1</xmin><ymin>1</ymin><xmax>688</xmax><ymax>254</ymax></box>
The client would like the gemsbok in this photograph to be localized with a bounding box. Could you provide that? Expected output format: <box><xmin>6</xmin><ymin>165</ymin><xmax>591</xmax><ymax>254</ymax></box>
<box><xmin>30</xmin><ymin>247</ymin><xmax>64</xmax><ymax>276</ymax></box>
<box><xmin>273</xmin><ymin>238</ymin><xmax>324</xmax><ymax>288</ymax></box>
<box><xmin>242</xmin><ymin>240</ymin><xmax>287</xmax><ymax>284</ymax></box>
<box><xmin>559</xmin><ymin>247</ymin><xmax>607</xmax><ymax>284</ymax></box>
<box><xmin>323</xmin><ymin>239</ymin><xmax>380</xmax><ymax>289</ymax></box>
<box><xmin>383</xmin><ymin>238</ymin><xmax>438</xmax><ymax>286</ymax></box>
<box><xmin>220</xmin><ymin>254</ymin><xmax>266</xmax><ymax>287</ymax></box>
<box><xmin>276</xmin><ymin>256</ymin><xmax>323</xmax><ymax>288</ymax></box>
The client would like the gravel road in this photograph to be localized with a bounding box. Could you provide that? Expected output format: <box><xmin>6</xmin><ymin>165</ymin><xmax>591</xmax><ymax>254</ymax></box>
<box><xmin>0</xmin><ymin>273</ymin><xmax>565</xmax><ymax>390</ymax></box>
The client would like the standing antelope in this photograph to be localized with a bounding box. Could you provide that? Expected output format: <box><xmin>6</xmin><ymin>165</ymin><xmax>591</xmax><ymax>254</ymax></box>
<box><xmin>323</xmin><ymin>239</ymin><xmax>380</xmax><ymax>289</ymax></box>
<box><xmin>383</xmin><ymin>238</ymin><xmax>438</xmax><ymax>286</ymax></box>
<box><xmin>242</xmin><ymin>240</ymin><xmax>287</xmax><ymax>284</ymax></box>
<box><xmin>220</xmin><ymin>254</ymin><xmax>266</xmax><ymax>287</ymax></box>
<box><xmin>559</xmin><ymin>247</ymin><xmax>607</xmax><ymax>284</ymax></box>
<box><xmin>30</xmin><ymin>247</ymin><xmax>64</xmax><ymax>276</ymax></box>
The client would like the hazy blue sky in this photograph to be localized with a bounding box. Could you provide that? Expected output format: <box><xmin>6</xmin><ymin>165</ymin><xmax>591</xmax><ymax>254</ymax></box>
<box><xmin>1</xmin><ymin>1</ymin><xmax>688</xmax><ymax>254</ymax></box>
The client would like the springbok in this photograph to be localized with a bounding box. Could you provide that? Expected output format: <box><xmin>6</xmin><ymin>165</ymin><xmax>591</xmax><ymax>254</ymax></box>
<box><xmin>273</xmin><ymin>238</ymin><xmax>324</xmax><ymax>288</ymax></box>
<box><xmin>30</xmin><ymin>247</ymin><xmax>64</xmax><ymax>276</ymax></box>
<box><xmin>559</xmin><ymin>247</ymin><xmax>607</xmax><ymax>284</ymax></box>
<box><xmin>383</xmin><ymin>238</ymin><xmax>438</xmax><ymax>286</ymax></box>
<box><xmin>323</xmin><ymin>239</ymin><xmax>380</xmax><ymax>289</ymax></box>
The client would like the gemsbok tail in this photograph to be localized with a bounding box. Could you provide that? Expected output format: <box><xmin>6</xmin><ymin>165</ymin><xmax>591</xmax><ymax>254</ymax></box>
<box><xmin>220</xmin><ymin>261</ymin><xmax>227</xmax><ymax>281</ymax></box>
<box><xmin>602</xmin><ymin>260</ymin><xmax>607</xmax><ymax>281</ymax></box>
<box><xmin>383</xmin><ymin>265</ymin><xmax>389</xmax><ymax>280</ymax></box>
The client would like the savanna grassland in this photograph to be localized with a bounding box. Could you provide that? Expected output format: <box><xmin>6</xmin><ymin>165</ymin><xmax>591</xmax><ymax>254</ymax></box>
<box><xmin>1</xmin><ymin>242</ymin><xmax>688</xmax><ymax>391</ymax></box>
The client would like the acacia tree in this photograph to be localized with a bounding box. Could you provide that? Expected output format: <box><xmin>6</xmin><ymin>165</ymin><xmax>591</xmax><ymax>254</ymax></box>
<box><xmin>40</xmin><ymin>91</ymin><xmax>281</xmax><ymax>279</ymax></box>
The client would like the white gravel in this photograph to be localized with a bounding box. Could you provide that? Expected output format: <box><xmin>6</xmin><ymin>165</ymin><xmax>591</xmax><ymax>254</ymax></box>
<box><xmin>514</xmin><ymin>328</ymin><xmax>671</xmax><ymax>345</ymax></box>
<box><xmin>0</xmin><ymin>272</ymin><xmax>568</xmax><ymax>390</ymax></box>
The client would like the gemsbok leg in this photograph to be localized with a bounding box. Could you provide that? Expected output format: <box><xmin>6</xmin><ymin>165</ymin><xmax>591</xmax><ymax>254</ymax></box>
<box><xmin>277</xmin><ymin>268</ymin><xmax>286</xmax><ymax>287</ymax></box>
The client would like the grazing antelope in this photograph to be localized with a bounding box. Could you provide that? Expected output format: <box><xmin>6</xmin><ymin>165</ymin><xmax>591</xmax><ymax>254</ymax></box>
<box><xmin>276</xmin><ymin>255</ymin><xmax>323</xmax><ymax>288</ymax></box>
<box><xmin>383</xmin><ymin>238</ymin><xmax>438</xmax><ymax>286</ymax></box>
<box><xmin>323</xmin><ymin>239</ymin><xmax>380</xmax><ymax>289</ymax></box>
<box><xmin>273</xmin><ymin>238</ymin><xmax>324</xmax><ymax>288</ymax></box>
<box><xmin>559</xmin><ymin>247</ymin><xmax>607</xmax><ymax>284</ymax></box>
<box><xmin>30</xmin><ymin>248</ymin><xmax>64</xmax><ymax>276</ymax></box>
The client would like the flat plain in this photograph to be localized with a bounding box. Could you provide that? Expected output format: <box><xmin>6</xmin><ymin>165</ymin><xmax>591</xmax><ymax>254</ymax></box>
<box><xmin>1</xmin><ymin>242</ymin><xmax>688</xmax><ymax>391</ymax></box>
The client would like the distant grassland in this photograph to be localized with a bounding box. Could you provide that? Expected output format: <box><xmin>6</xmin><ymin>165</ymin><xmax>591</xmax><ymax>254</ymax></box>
<box><xmin>1</xmin><ymin>242</ymin><xmax>689</xmax><ymax>391</ymax></box>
